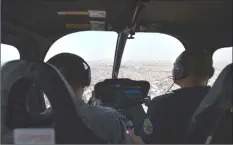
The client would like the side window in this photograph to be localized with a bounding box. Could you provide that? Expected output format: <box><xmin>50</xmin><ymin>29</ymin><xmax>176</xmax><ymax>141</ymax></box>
<box><xmin>1</xmin><ymin>44</ymin><xmax>20</xmax><ymax>66</ymax></box>
<box><xmin>208</xmin><ymin>47</ymin><xmax>232</xmax><ymax>85</ymax></box>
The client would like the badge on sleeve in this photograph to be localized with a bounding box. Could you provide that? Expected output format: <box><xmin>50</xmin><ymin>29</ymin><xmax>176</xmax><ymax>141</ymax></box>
<box><xmin>143</xmin><ymin>118</ymin><xmax>153</xmax><ymax>135</ymax></box>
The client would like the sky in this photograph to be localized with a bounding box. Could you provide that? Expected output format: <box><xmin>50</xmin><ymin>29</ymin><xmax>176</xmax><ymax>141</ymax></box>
<box><xmin>1</xmin><ymin>31</ymin><xmax>232</xmax><ymax>68</ymax></box>
<box><xmin>44</xmin><ymin>31</ymin><xmax>185</xmax><ymax>63</ymax></box>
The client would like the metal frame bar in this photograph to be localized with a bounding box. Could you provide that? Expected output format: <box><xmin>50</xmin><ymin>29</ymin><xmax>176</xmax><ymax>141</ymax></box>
<box><xmin>112</xmin><ymin>0</ymin><xmax>145</xmax><ymax>79</ymax></box>
<box><xmin>112</xmin><ymin>29</ymin><xmax>130</xmax><ymax>79</ymax></box>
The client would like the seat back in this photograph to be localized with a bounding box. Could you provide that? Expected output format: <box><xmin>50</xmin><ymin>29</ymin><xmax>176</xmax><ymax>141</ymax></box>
<box><xmin>182</xmin><ymin>63</ymin><xmax>232</xmax><ymax>144</ymax></box>
<box><xmin>1</xmin><ymin>60</ymin><xmax>107</xmax><ymax>144</ymax></box>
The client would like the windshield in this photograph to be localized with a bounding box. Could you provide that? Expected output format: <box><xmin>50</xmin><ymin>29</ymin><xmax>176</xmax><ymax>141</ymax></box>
<box><xmin>45</xmin><ymin>31</ymin><xmax>185</xmax><ymax>102</ymax></box>
<box><xmin>119</xmin><ymin>32</ymin><xmax>185</xmax><ymax>98</ymax></box>
<box><xmin>44</xmin><ymin>31</ymin><xmax>232</xmax><ymax>104</ymax></box>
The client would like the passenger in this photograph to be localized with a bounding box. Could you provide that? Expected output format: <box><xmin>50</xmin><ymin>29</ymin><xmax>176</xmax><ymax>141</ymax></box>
<box><xmin>47</xmin><ymin>53</ymin><xmax>131</xmax><ymax>144</ymax></box>
<box><xmin>129</xmin><ymin>50</ymin><xmax>215</xmax><ymax>144</ymax></box>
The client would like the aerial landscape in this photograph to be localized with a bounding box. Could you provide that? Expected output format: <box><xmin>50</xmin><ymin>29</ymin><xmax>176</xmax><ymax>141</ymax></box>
<box><xmin>82</xmin><ymin>60</ymin><xmax>222</xmax><ymax>102</ymax></box>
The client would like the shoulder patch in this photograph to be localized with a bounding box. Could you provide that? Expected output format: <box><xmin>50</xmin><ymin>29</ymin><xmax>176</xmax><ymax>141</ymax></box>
<box><xmin>143</xmin><ymin>118</ymin><xmax>153</xmax><ymax>135</ymax></box>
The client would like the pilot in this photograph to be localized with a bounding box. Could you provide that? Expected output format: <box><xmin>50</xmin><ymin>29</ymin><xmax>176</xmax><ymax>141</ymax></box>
<box><xmin>47</xmin><ymin>53</ymin><xmax>131</xmax><ymax>144</ymax></box>
<box><xmin>129</xmin><ymin>50</ymin><xmax>215</xmax><ymax>144</ymax></box>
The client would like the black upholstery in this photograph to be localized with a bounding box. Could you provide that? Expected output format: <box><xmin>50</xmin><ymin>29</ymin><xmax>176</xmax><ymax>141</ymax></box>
<box><xmin>1</xmin><ymin>60</ymin><xmax>107</xmax><ymax>144</ymax></box>
<box><xmin>182</xmin><ymin>63</ymin><xmax>232</xmax><ymax>144</ymax></box>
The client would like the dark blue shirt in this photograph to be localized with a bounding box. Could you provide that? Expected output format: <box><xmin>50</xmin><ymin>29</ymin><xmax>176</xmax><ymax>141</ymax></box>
<box><xmin>141</xmin><ymin>86</ymin><xmax>211</xmax><ymax>144</ymax></box>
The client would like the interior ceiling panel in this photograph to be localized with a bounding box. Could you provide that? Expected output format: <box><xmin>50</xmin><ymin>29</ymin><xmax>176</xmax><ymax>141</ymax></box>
<box><xmin>2</xmin><ymin>0</ymin><xmax>231</xmax><ymax>34</ymax></box>
<box><xmin>141</xmin><ymin>1</ymin><xmax>231</xmax><ymax>25</ymax></box>
<box><xmin>1</xmin><ymin>0</ymin><xmax>232</xmax><ymax>51</ymax></box>
<box><xmin>2</xmin><ymin>0</ymin><xmax>138</xmax><ymax>36</ymax></box>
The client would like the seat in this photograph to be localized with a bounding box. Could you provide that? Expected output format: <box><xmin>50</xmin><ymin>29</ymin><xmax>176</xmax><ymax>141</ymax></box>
<box><xmin>1</xmin><ymin>60</ymin><xmax>107</xmax><ymax>144</ymax></box>
<box><xmin>182</xmin><ymin>63</ymin><xmax>232</xmax><ymax>144</ymax></box>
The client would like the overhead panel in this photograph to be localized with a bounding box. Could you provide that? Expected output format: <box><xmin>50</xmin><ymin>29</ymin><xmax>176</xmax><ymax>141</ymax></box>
<box><xmin>57</xmin><ymin>10</ymin><xmax>107</xmax><ymax>31</ymax></box>
<box><xmin>88</xmin><ymin>10</ymin><xmax>106</xmax><ymax>31</ymax></box>
<box><xmin>88</xmin><ymin>10</ymin><xmax>106</xmax><ymax>19</ymax></box>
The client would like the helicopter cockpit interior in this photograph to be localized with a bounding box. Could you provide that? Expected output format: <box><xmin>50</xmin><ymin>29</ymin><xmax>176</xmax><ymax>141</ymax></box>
<box><xmin>1</xmin><ymin>0</ymin><xmax>232</xmax><ymax>144</ymax></box>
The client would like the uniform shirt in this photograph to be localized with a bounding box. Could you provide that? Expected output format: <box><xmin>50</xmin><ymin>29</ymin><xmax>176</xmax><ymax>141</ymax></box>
<box><xmin>141</xmin><ymin>86</ymin><xmax>211</xmax><ymax>144</ymax></box>
<box><xmin>75</xmin><ymin>99</ymin><xmax>131</xmax><ymax>144</ymax></box>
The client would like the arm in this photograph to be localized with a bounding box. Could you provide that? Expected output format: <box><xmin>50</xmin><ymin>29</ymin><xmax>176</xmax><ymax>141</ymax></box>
<box><xmin>75</xmin><ymin>100</ymin><xmax>130</xmax><ymax>143</ymax></box>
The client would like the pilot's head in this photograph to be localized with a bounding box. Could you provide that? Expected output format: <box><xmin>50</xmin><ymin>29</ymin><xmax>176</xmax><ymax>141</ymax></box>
<box><xmin>172</xmin><ymin>50</ymin><xmax>214</xmax><ymax>88</ymax></box>
<box><xmin>47</xmin><ymin>53</ymin><xmax>91</xmax><ymax>98</ymax></box>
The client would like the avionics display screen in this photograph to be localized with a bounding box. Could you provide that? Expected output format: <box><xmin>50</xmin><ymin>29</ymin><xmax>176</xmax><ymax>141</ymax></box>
<box><xmin>94</xmin><ymin>79</ymin><xmax>150</xmax><ymax>108</ymax></box>
<box><xmin>119</xmin><ymin>87</ymin><xmax>143</xmax><ymax>106</ymax></box>
<box><xmin>123</xmin><ymin>89</ymin><xmax>141</xmax><ymax>94</ymax></box>
<box><xmin>99</xmin><ymin>86</ymin><xmax>143</xmax><ymax>107</ymax></box>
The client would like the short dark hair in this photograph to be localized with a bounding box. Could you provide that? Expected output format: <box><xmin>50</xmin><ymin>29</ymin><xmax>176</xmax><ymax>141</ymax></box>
<box><xmin>47</xmin><ymin>53</ymin><xmax>91</xmax><ymax>89</ymax></box>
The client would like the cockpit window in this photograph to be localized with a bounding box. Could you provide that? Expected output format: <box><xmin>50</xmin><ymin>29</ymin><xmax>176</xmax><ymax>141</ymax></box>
<box><xmin>1</xmin><ymin>44</ymin><xmax>20</xmax><ymax>66</ymax></box>
<box><xmin>119</xmin><ymin>32</ymin><xmax>185</xmax><ymax>98</ymax></box>
<box><xmin>44</xmin><ymin>31</ymin><xmax>118</xmax><ymax>102</ymax></box>
<box><xmin>208</xmin><ymin>47</ymin><xmax>232</xmax><ymax>85</ymax></box>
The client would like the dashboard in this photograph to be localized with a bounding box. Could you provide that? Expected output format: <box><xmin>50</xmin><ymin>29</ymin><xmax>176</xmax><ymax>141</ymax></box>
<box><xmin>94</xmin><ymin>78</ymin><xmax>150</xmax><ymax>109</ymax></box>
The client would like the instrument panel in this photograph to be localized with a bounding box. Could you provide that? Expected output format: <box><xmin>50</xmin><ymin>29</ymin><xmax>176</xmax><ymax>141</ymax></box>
<box><xmin>94</xmin><ymin>78</ymin><xmax>150</xmax><ymax>108</ymax></box>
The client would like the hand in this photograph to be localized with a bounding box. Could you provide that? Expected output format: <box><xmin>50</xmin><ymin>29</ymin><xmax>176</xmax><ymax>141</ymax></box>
<box><xmin>128</xmin><ymin>128</ymin><xmax>145</xmax><ymax>144</ymax></box>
